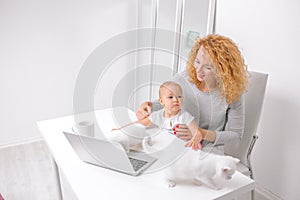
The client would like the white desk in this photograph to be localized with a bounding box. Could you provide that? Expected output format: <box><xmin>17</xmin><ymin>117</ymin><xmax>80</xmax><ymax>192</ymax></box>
<box><xmin>37</xmin><ymin>107</ymin><xmax>254</xmax><ymax>200</ymax></box>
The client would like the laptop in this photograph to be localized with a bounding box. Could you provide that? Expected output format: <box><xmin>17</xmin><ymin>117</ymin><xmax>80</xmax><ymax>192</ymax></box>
<box><xmin>63</xmin><ymin>131</ymin><xmax>157</xmax><ymax>176</ymax></box>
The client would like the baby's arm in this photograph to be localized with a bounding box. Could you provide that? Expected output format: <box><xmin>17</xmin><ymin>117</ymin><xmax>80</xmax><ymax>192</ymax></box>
<box><xmin>185</xmin><ymin>120</ymin><xmax>202</xmax><ymax>150</ymax></box>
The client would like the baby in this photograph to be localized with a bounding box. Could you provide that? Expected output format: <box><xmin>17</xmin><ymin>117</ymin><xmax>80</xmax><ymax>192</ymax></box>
<box><xmin>112</xmin><ymin>81</ymin><xmax>203</xmax><ymax>151</ymax></box>
<box><xmin>139</xmin><ymin>81</ymin><xmax>203</xmax><ymax>150</ymax></box>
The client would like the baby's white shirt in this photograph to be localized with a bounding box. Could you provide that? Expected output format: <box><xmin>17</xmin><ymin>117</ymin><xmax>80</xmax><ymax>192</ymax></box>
<box><xmin>149</xmin><ymin>109</ymin><xmax>194</xmax><ymax>130</ymax></box>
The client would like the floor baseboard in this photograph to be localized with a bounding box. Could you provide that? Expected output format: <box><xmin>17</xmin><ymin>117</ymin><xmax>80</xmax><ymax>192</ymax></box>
<box><xmin>255</xmin><ymin>184</ymin><xmax>282</xmax><ymax>200</ymax></box>
<box><xmin>0</xmin><ymin>136</ymin><xmax>43</xmax><ymax>149</ymax></box>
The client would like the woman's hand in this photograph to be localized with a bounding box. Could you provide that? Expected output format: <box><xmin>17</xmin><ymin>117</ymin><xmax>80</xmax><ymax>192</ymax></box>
<box><xmin>173</xmin><ymin>124</ymin><xmax>193</xmax><ymax>141</ymax></box>
<box><xmin>136</xmin><ymin>102</ymin><xmax>152</xmax><ymax>120</ymax></box>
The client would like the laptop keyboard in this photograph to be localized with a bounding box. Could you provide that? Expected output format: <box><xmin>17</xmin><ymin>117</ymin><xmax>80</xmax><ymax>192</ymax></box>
<box><xmin>128</xmin><ymin>157</ymin><xmax>148</xmax><ymax>172</ymax></box>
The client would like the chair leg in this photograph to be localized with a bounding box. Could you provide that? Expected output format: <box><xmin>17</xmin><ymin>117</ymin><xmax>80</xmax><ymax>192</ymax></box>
<box><xmin>247</xmin><ymin>135</ymin><xmax>258</xmax><ymax>180</ymax></box>
<box><xmin>248</xmin><ymin>166</ymin><xmax>255</xmax><ymax>200</ymax></box>
<box><xmin>247</xmin><ymin>135</ymin><xmax>258</xmax><ymax>200</ymax></box>
<box><xmin>251</xmin><ymin>189</ymin><xmax>255</xmax><ymax>200</ymax></box>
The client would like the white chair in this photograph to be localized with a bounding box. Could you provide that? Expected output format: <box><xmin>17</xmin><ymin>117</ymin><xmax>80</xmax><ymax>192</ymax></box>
<box><xmin>224</xmin><ymin>71</ymin><xmax>268</xmax><ymax>179</ymax></box>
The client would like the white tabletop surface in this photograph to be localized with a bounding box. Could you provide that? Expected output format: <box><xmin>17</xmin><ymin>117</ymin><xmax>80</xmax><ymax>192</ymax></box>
<box><xmin>37</xmin><ymin>107</ymin><xmax>254</xmax><ymax>200</ymax></box>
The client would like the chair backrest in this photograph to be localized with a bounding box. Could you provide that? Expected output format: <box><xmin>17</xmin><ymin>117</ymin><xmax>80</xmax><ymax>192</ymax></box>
<box><xmin>224</xmin><ymin>71</ymin><xmax>268</xmax><ymax>167</ymax></box>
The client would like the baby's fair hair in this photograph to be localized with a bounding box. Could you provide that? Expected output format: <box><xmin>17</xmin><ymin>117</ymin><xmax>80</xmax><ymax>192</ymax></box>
<box><xmin>159</xmin><ymin>81</ymin><xmax>182</xmax><ymax>97</ymax></box>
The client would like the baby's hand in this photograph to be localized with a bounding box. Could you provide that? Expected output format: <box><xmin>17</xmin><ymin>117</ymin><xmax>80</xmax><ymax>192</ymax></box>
<box><xmin>185</xmin><ymin>134</ymin><xmax>202</xmax><ymax>150</ymax></box>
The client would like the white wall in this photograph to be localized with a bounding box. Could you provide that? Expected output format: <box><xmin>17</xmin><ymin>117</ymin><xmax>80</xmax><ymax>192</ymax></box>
<box><xmin>135</xmin><ymin>0</ymin><xmax>212</xmax><ymax>104</ymax></box>
<box><xmin>216</xmin><ymin>0</ymin><xmax>300</xmax><ymax>199</ymax></box>
<box><xmin>0</xmin><ymin>0</ymin><xmax>137</xmax><ymax>146</ymax></box>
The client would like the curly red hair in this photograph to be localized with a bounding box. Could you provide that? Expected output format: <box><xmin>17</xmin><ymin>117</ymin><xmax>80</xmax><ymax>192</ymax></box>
<box><xmin>186</xmin><ymin>34</ymin><xmax>249</xmax><ymax>104</ymax></box>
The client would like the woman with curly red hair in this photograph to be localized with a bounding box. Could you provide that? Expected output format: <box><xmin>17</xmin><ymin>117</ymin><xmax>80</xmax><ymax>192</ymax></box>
<box><xmin>136</xmin><ymin>34</ymin><xmax>249</xmax><ymax>153</ymax></box>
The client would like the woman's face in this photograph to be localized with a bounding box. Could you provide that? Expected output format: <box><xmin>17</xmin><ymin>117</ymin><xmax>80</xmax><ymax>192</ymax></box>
<box><xmin>194</xmin><ymin>47</ymin><xmax>217</xmax><ymax>85</ymax></box>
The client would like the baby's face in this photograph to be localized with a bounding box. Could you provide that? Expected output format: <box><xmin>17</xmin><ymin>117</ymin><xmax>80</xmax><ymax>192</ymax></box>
<box><xmin>159</xmin><ymin>85</ymin><xmax>183</xmax><ymax>114</ymax></box>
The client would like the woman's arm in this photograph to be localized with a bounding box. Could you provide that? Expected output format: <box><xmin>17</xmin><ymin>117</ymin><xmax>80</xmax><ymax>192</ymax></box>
<box><xmin>175</xmin><ymin>100</ymin><xmax>244</xmax><ymax>146</ymax></box>
<box><xmin>182</xmin><ymin>97</ymin><xmax>244</xmax><ymax>146</ymax></box>
<box><xmin>213</xmin><ymin>96</ymin><xmax>245</xmax><ymax>146</ymax></box>
<box><xmin>176</xmin><ymin>124</ymin><xmax>216</xmax><ymax>143</ymax></box>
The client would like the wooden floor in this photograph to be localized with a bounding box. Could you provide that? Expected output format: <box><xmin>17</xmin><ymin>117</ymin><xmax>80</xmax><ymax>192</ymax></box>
<box><xmin>0</xmin><ymin>140</ymin><xmax>269</xmax><ymax>200</ymax></box>
<box><xmin>0</xmin><ymin>140</ymin><xmax>60</xmax><ymax>200</ymax></box>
